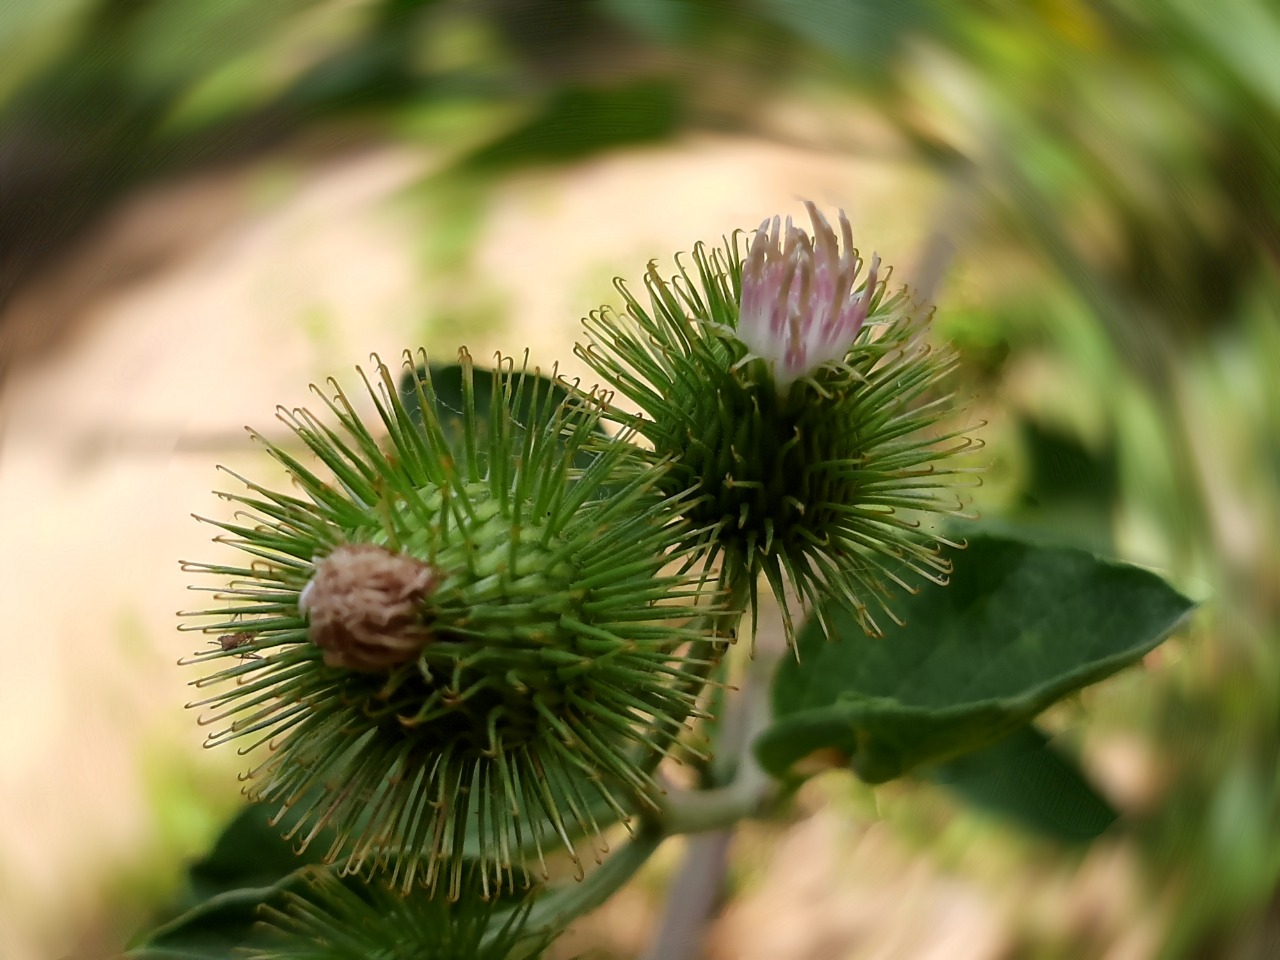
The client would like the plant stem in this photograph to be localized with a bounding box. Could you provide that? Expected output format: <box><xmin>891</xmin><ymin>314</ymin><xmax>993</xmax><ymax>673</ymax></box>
<box><xmin>642</xmin><ymin>631</ymin><xmax>783</xmax><ymax>960</ymax></box>
<box><xmin>656</xmin><ymin>648</ymin><xmax>777</xmax><ymax>833</ymax></box>
<box><xmin>641</xmin><ymin>830</ymin><xmax>734</xmax><ymax>960</ymax></box>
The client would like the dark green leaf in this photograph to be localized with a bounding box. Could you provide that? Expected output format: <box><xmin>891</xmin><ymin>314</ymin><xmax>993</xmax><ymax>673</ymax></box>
<box><xmin>755</xmin><ymin>0</ymin><xmax>937</xmax><ymax>70</ymax></box>
<box><xmin>128</xmin><ymin>784</ymin><xmax>606</xmax><ymax>956</ymax></box>
<box><xmin>398</xmin><ymin>360</ymin><xmax>604</xmax><ymax>472</ymax></box>
<box><xmin>163</xmin><ymin>799</ymin><xmax>335</xmax><ymax>915</ymax></box>
<box><xmin>124</xmin><ymin>877</ymin><xmax>303</xmax><ymax>959</ymax></box>
<box><xmin>755</xmin><ymin>533</ymin><xmax>1195</xmax><ymax>782</ymax></box>
<box><xmin>181</xmin><ymin>799</ymin><xmax>335</xmax><ymax>903</ymax></box>
<box><xmin>925</xmin><ymin>725</ymin><xmax>1118</xmax><ymax>842</ymax></box>
<box><xmin>399</xmin><ymin>359</ymin><xmax>488</xmax><ymax>461</ymax></box>
<box><xmin>456</xmin><ymin>79</ymin><xmax>681</xmax><ymax>173</ymax></box>
<box><xmin>125</xmin><ymin>799</ymin><xmax>338</xmax><ymax>955</ymax></box>
<box><xmin>1003</xmin><ymin>418</ymin><xmax>1119</xmax><ymax>553</ymax></box>
<box><xmin>1019</xmin><ymin>418</ymin><xmax>1118</xmax><ymax>509</ymax></box>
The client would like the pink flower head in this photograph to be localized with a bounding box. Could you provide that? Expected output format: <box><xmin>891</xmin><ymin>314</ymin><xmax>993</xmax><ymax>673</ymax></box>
<box><xmin>737</xmin><ymin>202</ymin><xmax>880</xmax><ymax>392</ymax></box>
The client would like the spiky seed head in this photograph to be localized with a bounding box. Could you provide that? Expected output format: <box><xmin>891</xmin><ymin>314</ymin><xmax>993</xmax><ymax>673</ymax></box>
<box><xmin>181</xmin><ymin>351</ymin><xmax>722</xmax><ymax>898</ymax></box>
<box><xmin>577</xmin><ymin>204</ymin><xmax>981</xmax><ymax>643</ymax></box>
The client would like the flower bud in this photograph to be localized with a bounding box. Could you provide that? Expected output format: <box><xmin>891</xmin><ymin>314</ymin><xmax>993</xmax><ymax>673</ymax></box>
<box><xmin>737</xmin><ymin>203</ymin><xmax>880</xmax><ymax>393</ymax></box>
<box><xmin>578</xmin><ymin>205</ymin><xmax>980</xmax><ymax>642</ymax></box>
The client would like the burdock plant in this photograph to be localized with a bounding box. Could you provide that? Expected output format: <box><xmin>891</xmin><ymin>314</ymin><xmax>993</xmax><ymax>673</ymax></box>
<box><xmin>134</xmin><ymin>205</ymin><xmax>1195</xmax><ymax>960</ymax></box>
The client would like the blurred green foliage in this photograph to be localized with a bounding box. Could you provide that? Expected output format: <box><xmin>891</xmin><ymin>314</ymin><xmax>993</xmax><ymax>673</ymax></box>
<box><xmin>5</xmin><ymin>0</ymin><xmax>1277</xmax><ymax>956</ymax></box>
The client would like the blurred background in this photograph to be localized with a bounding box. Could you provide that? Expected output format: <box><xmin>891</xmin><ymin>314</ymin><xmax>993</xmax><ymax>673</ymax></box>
<box><xmin>1</xmin><ymin>1</ymin><xmax>1277</xmax><ymax>957</ymax></box>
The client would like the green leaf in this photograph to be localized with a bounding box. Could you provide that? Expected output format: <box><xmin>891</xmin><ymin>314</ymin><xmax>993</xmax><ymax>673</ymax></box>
<box><xmin>125</xmin><ymin>798</ymin><xmax>555</xmax><ymax>957</ymax></box>
<box><xmin>124</xmin><ymin>877</ymin><xmax>304</xmax><ymax>959</ymax></box>
<box><xmin>755</xmin><ymin>533</ymin><xmax>1195</xmax><ymax>782</ymax></box>
<box><xmin>456</xmin><ymin>79</ymin><xmax>681</xmax><ymax>173</ymax></box>
<box><xmin>1019</xmin><ymin>418</ymin><xmax>1118</xmax><ymax>509</ymax></box>
<box><xmin>179</xmin><ymin>798</ymin><xmax>336</xmax><ymax>904</ymax></box>
<box><xmin>1003</xmin><ymin>418</ymin><xmax>1119</xmax><ymax>554</ymax></box>
<box><xmin>925</xmin><ymin>725</ymin><xmax>1117</xmax><ymax>842</ymax></box>
<box><xmin>125</xmin><ymin>800</ymin><xmax>338</xmax><ymax>956</ymax></box>
<box><xmin>755</xmin><ymin>0</ymin><xmax>938</xmax><ymax>71</ymax></box>
<box><xmin>398</xmin><ymin>359</ymin><xmax>605</xmax><ymax>472</ymax></box>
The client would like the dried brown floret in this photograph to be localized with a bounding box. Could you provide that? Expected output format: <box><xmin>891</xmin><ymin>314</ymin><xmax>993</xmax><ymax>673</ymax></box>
<box><xmin>299</xmin><ymin>543</ymin><xmax>438</xmax><ymax>672</ymax></box>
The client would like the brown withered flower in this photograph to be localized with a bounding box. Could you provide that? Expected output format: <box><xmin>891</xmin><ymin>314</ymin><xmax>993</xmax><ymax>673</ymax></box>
<box><xmin>298</xmin><ymin>542</ymin><xmax>439</xmax><ymax>672</ymax></box>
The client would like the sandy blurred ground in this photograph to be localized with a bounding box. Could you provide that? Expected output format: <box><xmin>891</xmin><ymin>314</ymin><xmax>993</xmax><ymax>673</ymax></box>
<box><xmin>0</xmin><ymin>130</ymin><xmax>1146</xmax><ymax>959</ymax></box>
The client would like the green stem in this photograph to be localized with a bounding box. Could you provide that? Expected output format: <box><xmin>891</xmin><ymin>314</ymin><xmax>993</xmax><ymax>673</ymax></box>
<box><xmin>655</xmin><ymin>776</ymin><xmax>766</xmax><ymax>835</ymax></box>
<box><xmin>641</xmin><ymin>831</ymin><xmax>733</xmax><ymax>960</ymax></box>
<box><xmin>655</xmin><ymin>650</ymin><xmax>778</xmax><ymax>833</ymax></box>
<box><xmin>501</xmin><ymin>576</ymin><xmax>756</xmax><ymax>952</ymax></box>
<box><xmin>642</xmin><ymin>615</ymin><xmax>784</xmax><ymax>960</ymax></box>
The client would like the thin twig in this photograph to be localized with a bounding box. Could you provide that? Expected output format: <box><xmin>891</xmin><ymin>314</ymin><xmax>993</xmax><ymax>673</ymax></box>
<box><xmin>642</xmin><ymin>639</ymin><xmax>782</xmax><ymax>960</ymax></box>
<box><xmin>642</xmin><ymin>830</ymin><xmax>734</xmax><ymax>960</ymax></box>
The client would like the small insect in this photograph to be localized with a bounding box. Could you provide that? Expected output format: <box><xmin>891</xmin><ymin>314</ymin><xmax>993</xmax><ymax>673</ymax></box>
<box><xmin>214</xmin><ymin>632</ymin><xmax>261</xmax><ymax>659</ymax></box>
